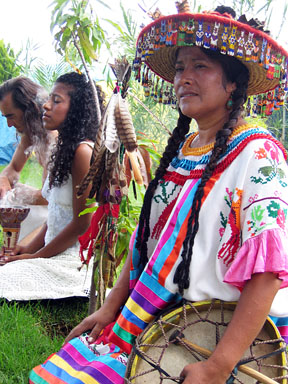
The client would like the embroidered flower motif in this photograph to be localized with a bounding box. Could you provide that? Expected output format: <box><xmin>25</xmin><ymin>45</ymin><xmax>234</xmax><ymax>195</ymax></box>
<box><xmin>277</xmin><ymin>208</ymin><xmax>286</xmax><ymax>230</ymax></box>
<box><xmin>152</xmin><ymin>181</ymin><xmax>180</xmax><ymax>240</ymax></box>
<box><xmin>246</xmin><ymin>199</ymin><xmax>287</xmax><ymax>236</ymax></box>
<box><xmin>254</xmin><ymin>147</ymin><xmax>267</xmax><ymax>159</ymax></box>
<box><xmin>225</xmin><ymin>187</ymin><xmax>233</xmax><ymax>201</ymax></box>
<box><xmin>219</xmin><ymin>227</ymin><xmax>225</xmax><ymax>237</ymax></box>
<box><xmin>270</xmin><ymin>147</ymin><xmax>279</xmax><ymax>162</ymax></box>
<box><xmin>264</xmin><ymin>141</ymin><xmax>272</xmax><ymax>151</ymax></box>
<box><xmin>251</xmin><ymin>141</ymin><xmax>287</xmax><ymax>187</ymax></box>
<box><xmin>248</xmin><ymin>194</ymin><xmax>258</xmax><ymax>203</ymax></box>
<box><xmin>218</xmin><ymin>188</ymin><xmax>243</xmax><ymax>266</ymax></box>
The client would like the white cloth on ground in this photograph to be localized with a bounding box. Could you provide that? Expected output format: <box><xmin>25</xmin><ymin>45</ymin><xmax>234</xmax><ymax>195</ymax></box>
<box><xmin>0</xmin><ymin>174</ymin><xmax>92</xmax><ymax>301</ymax></box>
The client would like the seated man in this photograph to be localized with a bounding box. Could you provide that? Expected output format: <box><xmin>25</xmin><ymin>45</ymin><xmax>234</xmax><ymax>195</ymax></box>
<box><xmin>0</xmin><ymin>77</ymin><xmax>57</xmax><ymax>241</ymax></box>
<box><xmin>0</xmin><ymin>114</ymin><xmax>18</xmax><ymax>165</ymax></box>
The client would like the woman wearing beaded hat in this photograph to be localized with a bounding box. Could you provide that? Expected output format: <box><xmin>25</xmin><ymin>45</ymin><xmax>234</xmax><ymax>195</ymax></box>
<box><xmin>29</xmin><ymin>4</ymin><xmax>288</xmax><ymax>384</ymax></box>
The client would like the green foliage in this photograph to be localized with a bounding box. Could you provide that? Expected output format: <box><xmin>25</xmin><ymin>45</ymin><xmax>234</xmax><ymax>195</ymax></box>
<box><xmin>18</xmin><ymin>39</ymin><xmax>41</xmax><ymax>78</ymax></box>
<box><xmin>50</xmin><ymin>0</ymin><xmax>109</xmax><ymax>66</ymax></box>
<box><xmin>127</xmin><ymin>82</ymin><xmax>178</xmax><ymax>153</ymax></box>
<box><xmin>0</xmin><ymin>156</ymin><xmax>43</xmax><ymax>189</ymax></box>
<box><xmin>115</xmin><ymin>182</ymin><xmax>146</xmax><ymax>263</ymax></box>
<box><xmin>0</xmin><ymin>40</ymin><xmax>21</xmax><ymax>83</ymax></box>
<box><xmin>30</xmin><ymin>59</ymin><xmax>72</xmax><ymax>91</ymax></box>
<box><xmin>105</xmin><ymin>3</ymin><xmax>138</xmax><ymax>63</ymax></box>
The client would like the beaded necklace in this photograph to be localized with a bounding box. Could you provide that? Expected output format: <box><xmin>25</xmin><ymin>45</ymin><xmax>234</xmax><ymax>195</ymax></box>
<box><xmin>182</xmin><ymin>123</ymin><xmax>257</xmax><ymax>156</ymax></box>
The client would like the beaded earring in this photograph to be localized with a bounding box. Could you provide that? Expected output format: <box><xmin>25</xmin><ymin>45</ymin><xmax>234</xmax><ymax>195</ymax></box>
<box><xmin>226</xmin><ymin>96</ymin><xmax>233</xmax><ymax>110</ymax></box>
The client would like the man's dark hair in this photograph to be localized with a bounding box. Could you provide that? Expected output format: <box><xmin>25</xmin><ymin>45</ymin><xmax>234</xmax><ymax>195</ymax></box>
<box><xmin>0</xmin><ymin>76</ymin><xmax>49</xmax><ymax>147</ymax></box>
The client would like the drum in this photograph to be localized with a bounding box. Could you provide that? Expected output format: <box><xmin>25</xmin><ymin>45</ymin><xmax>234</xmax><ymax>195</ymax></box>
<box><xmin>126</xmin><ymin>300</ymin><xmax>288</xmax><ymax>384</ymax></box>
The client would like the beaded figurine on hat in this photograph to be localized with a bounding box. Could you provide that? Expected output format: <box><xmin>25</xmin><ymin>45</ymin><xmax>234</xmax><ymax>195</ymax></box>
<box><xmin>133</xmin><ymin>1</ymin><xmax>288</xmax><ymax>117</ymax></box>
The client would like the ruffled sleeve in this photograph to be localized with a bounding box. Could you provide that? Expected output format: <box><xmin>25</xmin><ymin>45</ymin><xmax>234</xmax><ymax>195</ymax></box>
<box><xmin>224</xmin><ymin>228</ymin><xmax>288</xmax><ymax>289</ymax></box>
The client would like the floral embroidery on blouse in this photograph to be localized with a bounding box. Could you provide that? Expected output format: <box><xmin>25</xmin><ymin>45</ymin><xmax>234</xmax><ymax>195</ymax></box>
<box><xmin>152</xmin><ymin>179</ymin><xmax>180</xmax><ymax>240</ymax></box>
<box><xmin>251</xmin><ymin>140</ymin><xmax>287</xmax><ymax>187</ymax></box>
<box><xmin>246</xmin><ymin>197</ymin><xmax>288</xmax><ymax>236</ymax></box>
<box><xmin>218</xmin><ymin>188</ymin><xmax>243</xmax><ymax>266</ymax></box>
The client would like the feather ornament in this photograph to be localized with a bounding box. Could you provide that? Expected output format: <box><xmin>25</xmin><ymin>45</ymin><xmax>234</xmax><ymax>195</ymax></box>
<box><xmin>115</xmin><ymin>94</ymin><xmax>138</xmax><ymax>152</ymax></box>
<box><xmin>104</xmin><ymin>94</ymin><xmax>120</xmax><ymax>153</ymax></box>
<box><xmin>77</xmin><ymin>145</ymin><xmax>106</xmax><ymax>197</ymax></box>
<box><xmin>109</xmin><ymin>57</ymin><xmax>130</xmax><ymax>84</ymax></box>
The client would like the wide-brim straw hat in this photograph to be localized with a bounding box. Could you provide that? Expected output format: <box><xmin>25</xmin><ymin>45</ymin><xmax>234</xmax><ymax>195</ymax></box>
<box><xmin>133</xmin><ymin>7</ymin><xmax>288</xmax><ymax>112</ymax></box>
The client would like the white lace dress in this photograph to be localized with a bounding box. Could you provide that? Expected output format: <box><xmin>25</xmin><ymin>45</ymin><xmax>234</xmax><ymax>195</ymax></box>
<box><xmin>0</xmin><ymin>175</ymin><xmax>92</xmax><ymax>301</ymax></box>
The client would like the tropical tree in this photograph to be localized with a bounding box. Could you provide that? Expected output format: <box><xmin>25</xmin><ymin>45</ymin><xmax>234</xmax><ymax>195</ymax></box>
<box><xmin>50</xmin><ymin>0</ymin><xmax>111</xmax><ymax>121</ymax></box>
<box><xmin>0</xmin><ymin>40</ymin><xmax>21</xmax><ymax>83</ymax></box>
<box><xmin>18</xmin><ymin>39</ymin><xmax>42</xmax><ymax>78</ymax></box>
<box><xmin>30</xmin><ymin>59</ymin><xmax>72</xmax><ymax>91</ymax></box>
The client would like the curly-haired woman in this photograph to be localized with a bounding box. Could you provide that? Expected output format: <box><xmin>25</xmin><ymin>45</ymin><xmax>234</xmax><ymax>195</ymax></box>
<box><xmin>0</xmin><ymin>72</ymin><xmax>105</xmax><ymax>300</ymax></box>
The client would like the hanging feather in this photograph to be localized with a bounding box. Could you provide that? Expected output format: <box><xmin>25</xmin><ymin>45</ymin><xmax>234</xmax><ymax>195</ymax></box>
<box><xmin>175</xmin><ymin>0</ymin><xmax>191</xmax><ymax>13</ymax></box>
<box><xmin>109</xmin><ymin>57</ymin><xmax>131</xmax><ymax>85</ymax></box>
<box><xmin>123</xmin><ymin>147</ymin><xmax>152</xmax><ymax>188</ymax></box>
<box><xmin>104</xmin><ymin>94</ymin><xmax>120</xmax><ymax>153</ymax></box>
<box><xmin>88</xmin><ymin>153</ymin><xmax>106</xmax><ymax>199</ymax></box>
<box><xmin>105</xmin><ymin>150</ymin><xmax>119</xmax><ymax>180</ymax></box>
<box><xmin>78</xmin><ymin>92</ymin><xmax>119</xmax><ymax>197</ymax></box>
<box><xmin>121</xmin><ymin>66</ymin><xmax>132</xmax><ymax>99</ymax></box>
<box><xmin>126</xmin><ymin>150</ymin><xmax>143</xmax><ymax>185</ymax></box>
<box><xmin>138</xmin><ymin>146</ymin><xmax>152</xmax><ymax>185</ymax></box>
<box><xmin>134</xmin><ymin>148</ymin><xmax>150</xmax><ymax>187</ymax></box>
<box><xmin>77</xmin><ymin>145</ymin><xmax>106</xmax><ymax>197</ymax></box>
<box><xmin>115</xmin><ymin>94</ymin><xmax>138</xmax><ymax>152</ymax></box>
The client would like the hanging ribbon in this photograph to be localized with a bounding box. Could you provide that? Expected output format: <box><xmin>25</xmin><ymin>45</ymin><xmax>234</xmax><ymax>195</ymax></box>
<box><xmin>78</xmin><ymin>203</ymin><xmax>120</xmax><ymax>266</ymax></box>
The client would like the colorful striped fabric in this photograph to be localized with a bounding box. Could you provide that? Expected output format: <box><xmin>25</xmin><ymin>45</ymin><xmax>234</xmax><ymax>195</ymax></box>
<box><xmin>29</xmin><ymin>336</ymin><xmax>128</xmax><ymax>384</ymax></box>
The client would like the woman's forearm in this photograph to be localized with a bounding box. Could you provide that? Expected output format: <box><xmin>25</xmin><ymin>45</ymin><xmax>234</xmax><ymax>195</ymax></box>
<box><xmin>33</xmin><ymin>217</ymin><xmax>90</xmax><ymax>259</ymax></box>
<box><xmin>21</xmin><ymin>223</ymin><xmax>47</xmax><ymax>254</ymax></box>
<box><xmin>208</xmin><ymin>272</ymin><xmax>282</xmax><ymax>377</ymax></box>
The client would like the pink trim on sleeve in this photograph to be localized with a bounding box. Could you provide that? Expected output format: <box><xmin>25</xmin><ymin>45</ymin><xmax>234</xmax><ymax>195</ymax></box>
<box><xmin>129</xmin><ymin>226</ymin><xmax>138</xmax><ymax>251</ymax></box>
<box><xmin>224</xmin><ymin>228</ymin><xmax>288</xmax><ymax>290</ymax></box>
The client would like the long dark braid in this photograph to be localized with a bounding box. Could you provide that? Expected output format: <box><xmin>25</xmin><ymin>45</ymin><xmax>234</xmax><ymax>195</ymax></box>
<box><xmin>136</xmin><ymin>111</ymin><xmax>192</xmax><ymax>266</ymax></box>
<box><xmin>174</xmin><ymin>51</ymin><xmax>249</xmax><ymax>294</ymax></box>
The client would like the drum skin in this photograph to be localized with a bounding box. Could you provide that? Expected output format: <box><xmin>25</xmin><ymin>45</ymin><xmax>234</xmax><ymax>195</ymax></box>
<box><xmin>126</xmin><ymin>301</ymin><xmax>287</xmax><ymax>384</ymax></box>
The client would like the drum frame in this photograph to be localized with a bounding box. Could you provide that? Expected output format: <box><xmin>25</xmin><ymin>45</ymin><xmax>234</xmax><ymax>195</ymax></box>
<box><xmin>126</xmin><ymin>300</ymin><xmax>288</xmax><ymax>384</ymax></box>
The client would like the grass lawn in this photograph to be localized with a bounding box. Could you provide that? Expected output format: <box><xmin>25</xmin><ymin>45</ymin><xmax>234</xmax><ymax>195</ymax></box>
<box><xmin>0</xmin><ymin>156</ymin><xmax>90</xmax><ymax>382</ymax></box>
<box><xmin>0</xmin><ymin>298</ymin><xmax>89</xmax><ymax>383</ymax></box>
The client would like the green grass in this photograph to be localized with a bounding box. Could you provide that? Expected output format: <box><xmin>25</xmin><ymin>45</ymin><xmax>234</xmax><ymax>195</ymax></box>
<box><xmin>0</xmin><ymin>298</ymin><xmax>89</xmax><ymax>383</ymax></box>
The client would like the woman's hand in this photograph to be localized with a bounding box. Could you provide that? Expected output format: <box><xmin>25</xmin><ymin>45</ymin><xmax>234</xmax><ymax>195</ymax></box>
<box><xmin>10</xmin><ymin>244</ymin><xmax>28</xmax><ymax>255</ymax></box>
<box><xmin>181</xmin><ymin>360</ymin><xmax>230</xmax><ymax>384</ymax></box>
<box><xmin>0</xmin><ymin>244</ymin><xmax>30</xmax><ymax>262</ymax></box>
<box><xmin>0</xmin><ymin>253</ymin><xmax>36</xmax><ymax>263</ymax></box>
<box><xmin>64</xmin><ymin>305</ymin><xmax>117</xmax><ymax>345</ymax></box>
<box><xmin>0</xmin><ymin>176</ymin><xmax>12</xmax><ymax>199</ymax></box>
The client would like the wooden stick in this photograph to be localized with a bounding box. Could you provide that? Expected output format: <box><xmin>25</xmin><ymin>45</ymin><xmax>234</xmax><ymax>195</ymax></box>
<box><xmin>171</xmin><ymin>332</ymin><xmax>278</xmax><ymax>384</ymax></box>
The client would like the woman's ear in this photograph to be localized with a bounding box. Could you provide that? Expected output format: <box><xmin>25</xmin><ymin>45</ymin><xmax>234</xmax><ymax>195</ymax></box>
<box><xmin>227</xmin><ymin>82</ymin><xmax>237</xmax><ymax>94</ymax></box>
